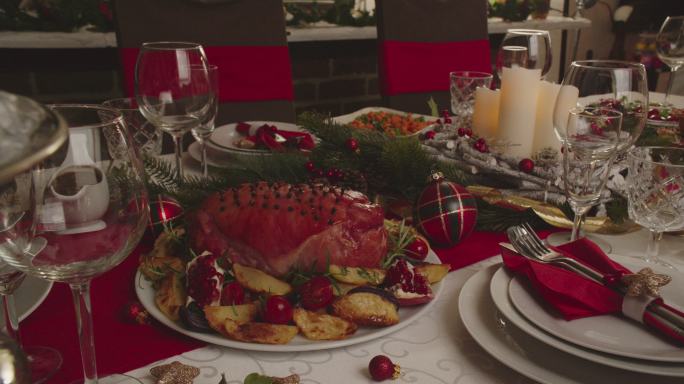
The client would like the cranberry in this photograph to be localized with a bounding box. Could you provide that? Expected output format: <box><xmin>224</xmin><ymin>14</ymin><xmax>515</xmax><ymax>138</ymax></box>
<box><xmin>444</xmin><ymin>117</ymin><xmax>452</xmax><ymax>124</ymax></box>
<box><xmin>424</xmin><ymin>131</ymin><xmax>436</xmax><ymax>140</ymax></box>
<box><xmin>305</xmin><ymin>161</ymin><xmax>316</xmax><ymax>172</ymax></box>
<box><xmin>518</xmin><ymin>158</ymin><xmax>534</xmax><ymax>173</ymax></box>
<box><xmin>221</xmin><ymin>281</ymin><xmax>245</xmax><ymax>306</ymax></box>
<box><xmin>345</xmin><ymin>138</ymin><xmax>359</xmax><ymax>152</ymax></box>
<box><xmin>465</xmin><ymin>128</ymin><xmax>473</xmax><ymax>137</ymax></box>
<box><xmin>263</xmin><ymin>296</ymin><xmax>293</xmax><ymax>324</ymax></box>
<box><xmin>405</xmin><ymin>237</ymin><xmax>429</xmax><ymax>261</ymax></box>
<box><xmin>457</xmin><ymin>128</ymin><xmax>466</xmax><ymax>137</ymax></box>
<box><xmin>299</xmin><ymin>276</ymin><xmax>334</xmax><ymax>310</ymax></box>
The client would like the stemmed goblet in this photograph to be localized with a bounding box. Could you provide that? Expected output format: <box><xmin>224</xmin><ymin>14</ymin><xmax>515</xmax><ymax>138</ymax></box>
<box><xmin>656</xmin><ymin>16</ymin><xmax>684</xmax><ymax>106</ymax></box>
<box><xmin>626</xmin><ymin>146</ymin><xmax>684</xmax><ymax>268</ymax></box>
<box><xmin>135</xmin><ymin>42</ymin><xmax>213</xmax><ymax>182</ymax></box>
<box><xmin>551</xmin><ymin>60</ymin><xmax>648</xmax><ymax>247</ymax></box>
<box><xmin>558</xmin><ymin>108</ymin><xmax>623</xmax><ymax>241</ymax></box>
<box><xmin>189</xmin><ymin>64</ymin><xmax>219</xmax><ymax>177</ymax></box>
<box><xmin>0</xmin><ymin>105</ymin><xmax>149</xmax><ymax>383</ymax></box>
<box><xmin>496</xmin><ymin>29</ymin><xmax>552</xmax><ymax>80</ymax></box>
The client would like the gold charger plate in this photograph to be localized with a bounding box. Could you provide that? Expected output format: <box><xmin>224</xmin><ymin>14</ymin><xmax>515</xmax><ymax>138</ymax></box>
<box><xmin>467</xmin><ymin>185</ymin><xmax>641</xmax><ymax>235</ymax></box>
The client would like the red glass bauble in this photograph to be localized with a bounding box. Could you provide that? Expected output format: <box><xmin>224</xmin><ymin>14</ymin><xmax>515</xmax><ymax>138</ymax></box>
<box><xmin>414</xmin><ymin>173</ymin><xmax>477</xmax><ymax>248</ymax></box>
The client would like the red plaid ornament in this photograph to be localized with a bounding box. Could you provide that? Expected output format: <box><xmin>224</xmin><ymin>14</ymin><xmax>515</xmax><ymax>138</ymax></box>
<box><xmin>414</xmin><ymin>172</ymin><xmax>477</xmax><ymax>248</ymax></box>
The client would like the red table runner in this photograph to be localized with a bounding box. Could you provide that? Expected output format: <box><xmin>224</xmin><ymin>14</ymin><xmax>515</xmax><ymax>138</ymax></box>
<box><xmin>21</xmin><ymin>229</ymin><xmax>536</xmax><ymax>383</ymax></box>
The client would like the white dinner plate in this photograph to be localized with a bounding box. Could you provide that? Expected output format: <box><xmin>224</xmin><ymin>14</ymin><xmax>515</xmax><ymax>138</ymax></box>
<box><xmin>187</xmin><ymin>142</ymin><xmax>236</xmax><ymax>168</ymax></box>
<box><xmin>136</xmin><ymin>252</ymin><xmax>443</xmax><ymax>352</ymax></box>
<box><xmin>508</xmin><ymin>256</ymin><xmax>684</xmax><ymax>362</ymax></box>
<box><xmin>490</xmin><ymin>266</ymin><xmax>684</xmax><ymax>376</ymax></box>
<box><xmin>10</xmin><ymin>275</ymin><xmax>52</xmax><ymax>327</ymax></box>
<box><xmin>459</xmin><ymin>265</ymin><xmax>684</xmax><ymax>384</ymax></box>
<box><xmin>208</xmin><ymin>121</ymin><xmax>304</xmax><ymax>155</ymax></box>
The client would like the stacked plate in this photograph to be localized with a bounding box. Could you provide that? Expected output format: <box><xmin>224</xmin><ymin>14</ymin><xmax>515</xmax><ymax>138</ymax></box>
<box><xmin>459</xmin><ymin>257</ymin><xmax>684</xmax><ymax>384</ymax></box>
<box><xmin>187</xmin><ymin>121</ymin><xmax>305</xmax><ymax>168</ymax></box>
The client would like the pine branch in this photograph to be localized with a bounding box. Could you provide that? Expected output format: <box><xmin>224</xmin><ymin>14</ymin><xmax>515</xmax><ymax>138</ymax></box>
<box><xmin>475</xmin><ymin>198</ymin><xmax>550</xmax><ymax>232</ymax></box>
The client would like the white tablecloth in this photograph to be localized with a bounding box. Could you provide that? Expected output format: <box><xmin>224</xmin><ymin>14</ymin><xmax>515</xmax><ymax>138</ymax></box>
<box><xmin>110</xmin><ymin>229</ymin><xmax>684</xmax><ymax>384</ymax></box>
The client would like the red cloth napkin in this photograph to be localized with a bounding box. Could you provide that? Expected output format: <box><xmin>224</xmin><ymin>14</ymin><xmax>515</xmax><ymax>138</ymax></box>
<box><xmin>501</xmin><ymin>237</ymin><xmax>684</xmax><ymax>345</ymax></box>
<box><xmin>236</xmin><ymin>122</ymin><xmax>314</xmax><ymax>151</ymax></box>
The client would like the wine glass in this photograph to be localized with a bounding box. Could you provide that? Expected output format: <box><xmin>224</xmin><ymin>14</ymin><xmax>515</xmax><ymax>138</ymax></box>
<box><xmin>550</xmin><ymin>60</ymin><xmax>648</xmax><ymax>247</ymax></box>
<box><xmin>626</xmin><ymin>146</ymin><xmax>684</xmax><ymax>268</ymax></box>
<box><xmin>0</xmin><ymin>105</ymin><xmax>149</xmax><ymax>383</ymax></box>
<box><xmin>496</xmin><ymin>29</ymin><xmax>552</xmax><ymax>80</ymax></box>
<box><xmin>0</xmin><ymin>258</ymin><xmax>62</xmax><ymax>383</ymax></box>
<box><xmin>135</xmin><ymin>41</ymin><xmax>213</xmax><ymax>183</ymax></box>
<box><xmin>656</xmin><ymin>16</ymin><xmax>684</xmax><ymax>106</ymax></box>
<box><xmin>557</xmin><ymin>107</ymin><xmax>623</xmax><ymax>241</ymax></box>
<box><xmin>189</xmin><ymin>64</ymin><xmax>219</xmax><ymax>177</ymax></box>
<box><xmin>102</xmin><ymin>98</ymin><xmax>163</xmax><ymax>158</ymax></box>
<box><xmin>449</xmin><ymin>71</ymin><xmax>493</xmax><ymax>128</ymax></box>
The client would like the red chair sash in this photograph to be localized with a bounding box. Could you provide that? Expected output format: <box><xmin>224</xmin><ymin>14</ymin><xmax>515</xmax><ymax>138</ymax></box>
<box><xmin>379</xmin><ymin>39</ymin><xmax>491</xmax><ymax>96</ymax></box>
<box><xmin>121</xmin><ymin>46</ymin><xmax>294</xmax><ymax>102</ymax></box>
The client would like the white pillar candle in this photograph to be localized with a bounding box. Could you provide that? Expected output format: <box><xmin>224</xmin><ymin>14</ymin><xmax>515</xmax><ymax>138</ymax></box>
<box><xmin>497</xmin><ymin>66</ymin><xmax>542</xmax><ymax>158</ymax></box>
<box><xmin>472</xmin><ymin>87</ymin><xmax>500</xmax><ymax>139</ymax></box>
<box><xmin>553</xmin><ymin>85</ymin><xmax>580</xmax><ymax>142</ymax></box>
<box><xmin>532</xmin><ymin>81</ymin><xmax>562</xmax><ymax>154</ymax></box>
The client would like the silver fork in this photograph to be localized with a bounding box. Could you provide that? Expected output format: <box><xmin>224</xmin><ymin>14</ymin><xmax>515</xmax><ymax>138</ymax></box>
<box><xmin>506</xmin><ymin>225</ymin><xmax>603</xmax><ymax>282</ymax></box>
<box><xmin>508</xmin><ymin>224</ymin><xmax>684</xmax><ymax>332</ymax></box>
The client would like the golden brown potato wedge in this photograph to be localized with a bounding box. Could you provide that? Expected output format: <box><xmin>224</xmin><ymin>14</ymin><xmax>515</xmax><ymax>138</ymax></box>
<box><xmin>140</xmin><ymin>229</ymin><xmax>186</xmax><ymax>281</ymax></box>
<box><xmin>223</xmin><ymin>319</ymin><xmax>298</xmax><ymax>344</ymax></box>
<box><xmin>204</xmin><ymin>303</ymin><xmax>258</xmax><ymax>334</ymax></box>
<box><xmin>414</xmin><ymin>263</ymin><xmax>450</xmax><ymax>284</ymax></box>
<box><xmin>329</xmin><ymin>265</ymin><xmax>386</xmax><ymax>286</ymax></box>
<box><xmin>233</xmin><ymin>263</ymin><xmax>292</xmax><ymax>295</ymax></box>
<box><xmin>293</xmin><ymin>308</ymin><xmax>357</xmax><ymax>340</ymax></box>
<box><xmin>155</xmin><ymin>274</ymin><xmax>187</xmax><ymax>321</ymax></box>
<box><xmin>332</xmin><ymin>292</ymin><xmax>399</xmax><ymax>327</ymax></box>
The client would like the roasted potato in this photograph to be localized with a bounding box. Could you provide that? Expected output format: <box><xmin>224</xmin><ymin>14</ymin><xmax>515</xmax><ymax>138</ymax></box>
<box><xmin>204</xmin><ymin>303</ymin><xmax>258</xmax><ymax>334</ymax></box>
<box><xmin>293</xmin><ymin>308</ymin><xmax>357</xmax><ymax>340</ymax></box>
<box><xmin>140</xmin><ymin>229</ymin><xmax>186</xmax><ymax>281</ymax></box>
<box><xmin>329</xmin><ymin>265</ymin><xmax>386</xmax><ymax>286</ymax></box>
<box><xmin>233</xmin><ymin>264</ymin><xmax>292</xmax><ymax>296</ymax></box>
<box><xmin>415</xmin><ymin>263</ymin><xmax>450</xmax><ymax>284</ymax></box>
<box><xmin>332</xmin><ymin>292</ymin><xmax>399</xmax><ymax>327</ymax></box>
<box><xmin>223</xmin><ymin>319</ymin><xmax>298</xmax><ymax>344</ymax></box>
<box><xmin>155</xmin><ymin>274</ymin><xmax>187</xmax><ymax>321</ymax></box>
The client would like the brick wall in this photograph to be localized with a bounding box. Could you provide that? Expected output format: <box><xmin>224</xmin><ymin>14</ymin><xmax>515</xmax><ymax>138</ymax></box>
<box><xmin>290</xmin><ymin>39</ymin><xmax>380</xmax><ymax>116</ymax></box>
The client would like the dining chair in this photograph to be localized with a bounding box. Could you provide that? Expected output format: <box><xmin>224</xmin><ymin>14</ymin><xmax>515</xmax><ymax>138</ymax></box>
<box><xmin>375</xmin><ymin>0</ymin><xmax>492</xmax><ymax>114</ymax></box>
<box><xmin>112</xmin><ymin>0</ymin><xmax>295</xmax><ymax>124</ymax></box>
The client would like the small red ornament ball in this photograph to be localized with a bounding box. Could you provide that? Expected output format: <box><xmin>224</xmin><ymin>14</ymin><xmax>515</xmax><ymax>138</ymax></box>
<box><xmin>369</xmin><ymin>355</ymin><xmax>400</xmax><ymax>381</ymax></box>
<box><xmin>345</xmin><ymin>138</ymin><xmax>359</xmax><ymax>152</ymax></box>
<box><xmin>123</xmin><ymin>301</ymin><xmax>149</xmax><ymax>324</ymax></box>
<box><xmin>518</xmin><ymin>158</ymin><xmax>535</xmax><ymax>173</ymax></box>
<box><xmin>424</xmin><ymin>131</ymin><xmax>436</xmax><ymax>140</ymax></box>
<box><xmin>405</xmin><ymin>237</ymin><xmax>429</xmax><ymax>261</ymax></box>
<box><xmin>414</xmin><ymin>172</ymin><xmax>478</xmax><ymax>248</ymax></box>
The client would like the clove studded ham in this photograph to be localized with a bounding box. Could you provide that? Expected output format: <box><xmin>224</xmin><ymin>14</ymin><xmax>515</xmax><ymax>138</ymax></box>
<box><xmin>190</xmin><ymin>182</ymin><xmax>388</xmax><ymax>276</ymax></box>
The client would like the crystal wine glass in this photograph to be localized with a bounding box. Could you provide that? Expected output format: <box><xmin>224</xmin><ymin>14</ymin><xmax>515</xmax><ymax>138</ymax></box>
<box><xmin>0</xmin><ymin>105</ymin><xmax>149</xmax><ymax>383</ymax></box>
<box><xmin>656</xmin><ymin>16</ymin><xmax>684</xmax><ymax>106</ymax></box>
<box><xmin>496</xmin><ymin>29</ymin><xmax>552</xmax><ymax>80</ymax></box>
<box><xmin>626</xmin><ymin>146</ymin><xmax>684</xmax><ymax>268</ymax></box>
<box><xmin>550</xmin><ymin>60</ymin><xmax>648</xmax><ymax>247</ymax></box>
<box><xmin>135</xmin><ymin>42</ymin><xmax>213</xmax><ymax>182</ymax></box>
<box><xmin>189</xmin><ymin>64</ymin><xmax>218</xmax><ymax>177</ymax></box>
<box><xmin>557</xmin><ymin>107</ymin><xmax>623</xmax><ymax>241</ymax></box>
<box><xmin>449</xmin><ymin>71</ymin><xmax>493</xmax><ymax>128</ymax></box>
<box><xmin>102</xmin><ymin>98</ymin><xmax>163</xmax><ymax>158</ymax></box>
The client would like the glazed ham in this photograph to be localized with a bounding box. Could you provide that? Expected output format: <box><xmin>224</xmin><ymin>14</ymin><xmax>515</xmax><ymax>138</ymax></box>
<box><xmin>190</xmin><ymin>182</ymin><xmax>388</xmax><ymax>276</ymax></box>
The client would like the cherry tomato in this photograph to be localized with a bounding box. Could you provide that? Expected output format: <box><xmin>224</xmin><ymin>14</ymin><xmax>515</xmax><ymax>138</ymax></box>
<box><xmin>299</xmin><ymin>276</ymin><xmax>334</xmax><ymax>310</ymax></box>
<box><xmin>263</xmin><ymin>295</ymin><xmax>293</xmax><ymax>324</ymax></box>
<box><xmin>405</xmin><ymin>237</ymin><xmax>429</xmax><ymax>261</ymax></box>
<box><xmin>220</xmin><ymin>281</ymin><xmax>245</xmax><ymax>305</ymax></box>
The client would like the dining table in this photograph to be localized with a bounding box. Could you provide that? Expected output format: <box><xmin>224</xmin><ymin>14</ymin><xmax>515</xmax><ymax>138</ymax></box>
<box><xmin>18</xmin><ymin>98</ymin><xmax>684</xmax><ymax>384</ymax></box>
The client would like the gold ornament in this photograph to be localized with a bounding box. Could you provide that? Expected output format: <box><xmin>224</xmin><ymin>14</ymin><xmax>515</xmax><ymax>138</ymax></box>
<box><xmin>621</xmin><ymin>268</ymin><xmax>671</xmax><ymax>297</ymax></box>
<box><xmin>150</xmin><ymin>361</ymin><xmax>200</xmax><ymax>384</ymax></box>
